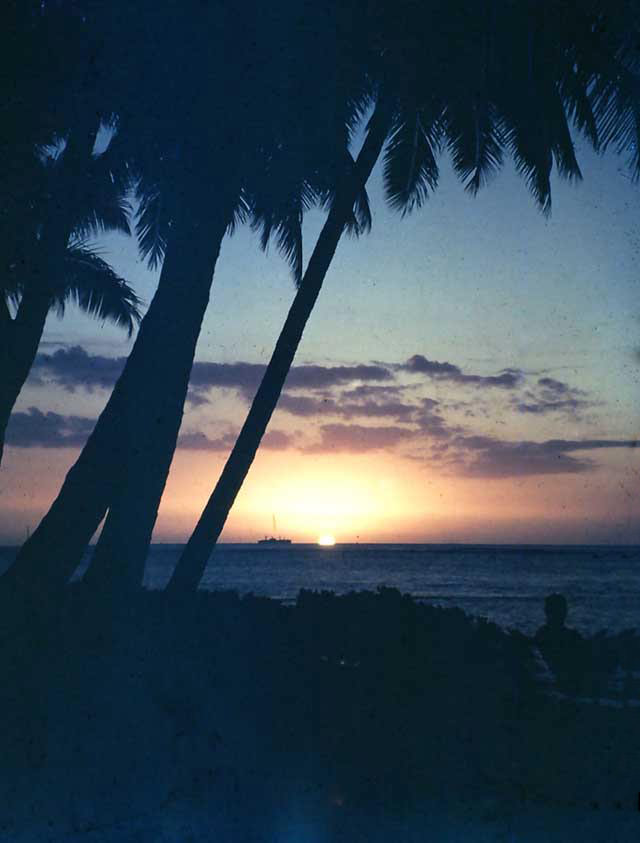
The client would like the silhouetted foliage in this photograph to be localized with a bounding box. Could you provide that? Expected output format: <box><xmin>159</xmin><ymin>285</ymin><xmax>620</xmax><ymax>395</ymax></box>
<box><xmin>1</xmin><ymin>588</ymin><xmax>639</xmax><ymax>836</ymax></box>
<box><xmin>7</xmin><ymin>0</ymin><xmax>376</xmax><ymax>599</ymax></box>
<box><xmin>173</xmin><ymin>0</ymin><xmax>640</xmax><ymax>592</ymax></box>
<box><xmin>0</xmin><ymin>139</ymin><xmax>141</xmax><ymax>465</ymax></box>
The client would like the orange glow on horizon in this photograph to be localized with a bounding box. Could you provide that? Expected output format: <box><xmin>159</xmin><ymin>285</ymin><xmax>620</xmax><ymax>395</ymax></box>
<box><xmin>105</xmin><ymin>445</ymin><xmax>640</xmax><ymax>545</ymax></box>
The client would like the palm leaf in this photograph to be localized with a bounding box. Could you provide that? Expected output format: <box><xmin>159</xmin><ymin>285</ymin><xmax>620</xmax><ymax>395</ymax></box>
<box><xmin>592</xmin><ymin>52</ymin><xmax>640</xmax><ymax>178</ymax></box>
<box><xmin>49</xmin><ymin>126</ymin><xmax>133</xmax><ymax>241</ymax></box>
<box><xmin>249</xmin><ymin>146</ymin><xmax>320</xmax><ymax>284</ymax></box>
<box><xmin>444</xmin><ymin>97</ymin><xmax>504</xmax><ymax>194</ymax></box>
<box><xmin>226</xmin><ymin>192</ymin><xmax>250</xmax><ymax>236</ymax></box>
<box><xmin>345</xmin><ymin>181</ymin><xmax>372</xmax><ymax>236</ymax></box>
<box><xmin>318</xmin><ymin>149</ymin><xmax>373</xmax><ymax>238</ymax></box>
<box><xmin>53</xmin><ymin>244</ymin><xmax>142</xmax><ymax>335</ymax></box>
<box><xmin>383</xmin><ymin>107</ymin><xmax>441</xmax><ymax>215</ymax></box>
<box><xmin>559</xmin><ymin>66</ymin><xmax>599</xmax><ymax>147</ymax></box>
<box><xmin>502</xmin><ymin>116</ymin><xmax>554</xmax><ymax>214</ymax></box>
<box><xmin>134</xmin><ymin>186</ymin><xmax>167</xmax><ymax>270</ymax></box>
<box><xmin>547</xmin><ymin>82</ymin><xmax>582</xmax><ymax>181</ymax></box>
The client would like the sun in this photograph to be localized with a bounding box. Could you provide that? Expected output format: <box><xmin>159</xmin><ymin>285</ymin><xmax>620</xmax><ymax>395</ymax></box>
<box><xmin>317</xmin><ymin>534</ymin><xmax>336</xmax><ymax>547</ymax></box>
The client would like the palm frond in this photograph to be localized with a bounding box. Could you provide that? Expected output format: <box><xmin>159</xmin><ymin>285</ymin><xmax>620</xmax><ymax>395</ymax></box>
<box><xmin>47</xmin><ymin>126</ymin><xmax>133</xmax><ymax>241</ymax></box>
<box><xmin>71</xmin><ymin>195</ymin><xmax>132</xmax><ymax>241</ymax></box>
<box><xmin>547</xmin><ymin>82</ymin><xmax>582</xmax><ymax>181</ymax></box>
<box><xmin>273</xmin><ymin>209</ymin><xmax>303</xmax><ymax>286</ymax></box>
<box><xmin>251</xmin><ymin>200</ymin><xmax>303</xmax><ymax>284</ymax></box>
<box><xmin>346</xmin><ymin>146</ymin><xmax>373</xmax><ymax>235</ymax></box>
<box><xmin>559</xmin><ymin>67</ymin><xmax>599</xmax><ymax>147</ymax></box>
<box><xmin>96</xmin><ymin>121</ymin><xmax>140</xmax><ymax>198</ymax></box>
<box><xmin>344</xmin><ymin>90</ymin><xmax>376</xmax><ymax>144</ymax></box>
<box><xmin>444</xmin><ymin>98</ymin><xmax>504</xmax><ymax>194</ymax></box>
<box><xmin>503</xmin><ymin>116</ymin><xmax>554</xmax><ymax>214</ymax></box>
<box><xmin>383</xmin><ymin>108</ymin><xmax>441</xmax><ymax>214</ymax></box>
<box><xmin>134</xmin><ymin>186</ymin><xmax>167</xmax><ymax>270</ymax></box>
<box><xmin>592</xmin><ymin>54</ymin><xmax>640</xmax><ymax>178</ymax></box>
<box><xmin>252</xmin><ymin>187</ymin><xmax>306</xmax><ymax>284</ymax></box>
<box><xmin>346</xmin><ymin>181</ymin><xmax>372</xmax><ymax>236</ymax></box>
<box><xmin>54</xmin><ymin>244</ymin><xmax>143</xmax><ymax>335</ymax></box>
<box><xmin>226</xmin><ymin>192</ymin><xmax>251</xmax><ymax>236</ymax></box>
<box><xmin>318</xmin><ymin>150</ymin><xmax>373</xmax><ymax>238</ymax></box>
<box><xmin>249</xmin><ymin>148</ymin><xmax>321</xmax><ymax>284</ymax></box>
<box><xmin>2</xmin><ymin>285</ymin><xmax>22</xmax><ymax>314</ymax></box>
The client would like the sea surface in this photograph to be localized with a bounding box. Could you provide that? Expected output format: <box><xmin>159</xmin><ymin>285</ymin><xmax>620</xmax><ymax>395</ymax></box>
<box><xmin>2</xmin><ymin>543</ymin><xmax>639</xmax><ymax>635</ymax></box>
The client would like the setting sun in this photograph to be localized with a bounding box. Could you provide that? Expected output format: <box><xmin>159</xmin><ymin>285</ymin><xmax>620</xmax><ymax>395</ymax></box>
<box><xmin>318</xmin><ymin>534</ymin><xmax>336</xmax><ymax>547</ymax></box>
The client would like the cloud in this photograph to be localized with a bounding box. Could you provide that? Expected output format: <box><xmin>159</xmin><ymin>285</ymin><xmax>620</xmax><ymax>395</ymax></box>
<box><xmin>278</xmin><ymin>391</ymin><xmax>418</xmax><ymax>421</ymax></box>
<box><xmin>186</xmin><ymin>361</ymin><xmax>267</xmax><ymax>400</ymax></box>
<box><xmin>262</xmin><ymin>429</ymin><xmax>295</xmax><ymax>449</ymax></box>
<box><xmin>25</xmin><ymin>347</ymin><xmax>632</xmax><ymax>479</ymax></box>
<box><xmin>343</xmin><ymin>400</ymin><xmax>417</xmax><ymax>420</ymax></box>
<box><xmin>177</xmin><ymin>431</ymin><xmax>238</xmax><ymax>451</ymax></box>
<box><xmin>538</xmin><ymin>377</ymin><xmax>573</xmax><ymax>393</ymax></box>
<box><xmin>304</xmin><ymin>423</ymin><xmax>413</xmax><ymax>453</ymax></box>
<box><xmin>32</xmin><ymin>346</ymin><xmax>124</xmax><ymax>392</ymax></box>
<box><xmin>5</xmin><ymin>408</ymin><xmax>95</xmax><ymax>448</ymax></box>
<box><xmin>414</xmin><ymin>398</ymin><xmax>460</xmax><ymax>439</ymax></box>
<box><xmin>401</xmin><ymin>356</ymin><xmax>461</xmax><ymax>378</ymax></box>
<box><xmin>516</xmin><ymin>398</ymin><xmax>589</xmax><ymax>415</ymax></box>
<box><xmin>177</xmin><ymin>428</ymin><xmax>294</xmax><ymax>451</ymax></box>
<box><xmin>399</xmin><ymin>355</ymin><xmax>522</xmax><ymax>389</ymax></box>
<box><xmin>277</xmin><ymin>394</ymin><xmax>338</xmax><ymax>417</ymax></box>
<box><xmin>32</xmin><ymin>347</ymin><xmax>394</xmax><ymax>402</ymax></box>
<box><xmin>340</xmin><ymin>384</ymin><xmax>406</xmax><ymax>400</ymax></box>
<box><xmin>514</xmin><ymin>377</ymin><xmax>593</xmax><ymax>417</ymax></box>
<box><xmin>6</xmin><ymin>404</ymin><xmax>295</xmax><ymax>454</ymax></box>
<box><xmin>285</xmin><ymin>363</ymin><xmax>393</xmax><ymax>390</ymax></box>
<box><xmin>451</xmin><ymin>435</ymin><xmax>637</xmax><ymax>478</ymax></box>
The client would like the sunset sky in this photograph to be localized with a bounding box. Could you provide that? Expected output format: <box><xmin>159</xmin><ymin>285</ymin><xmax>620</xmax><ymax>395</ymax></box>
<box><xmin>2</xmin><ymin>140</ymin><xmax>639</xmax><ymax>544</ymax></box>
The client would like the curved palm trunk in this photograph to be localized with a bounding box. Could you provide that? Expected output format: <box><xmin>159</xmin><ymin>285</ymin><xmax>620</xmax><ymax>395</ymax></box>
<box><xmin>83</xmin><ymin>202</ymin><xmax>233</xmax><ymax>593</ymax></box>
<box><xmin>4</xmin><ymin>188</ymin><xmax>236</xmax><ymax>600</ymax></box>
<box><xmin>168</xmin><ymin>104</ymin><xmax>391</xmax><ymax>594</ymax></box>
<box><xmin>0</xmin><ymin>290</ymin><xmax>50</xmax><ymax>466</ymax></box>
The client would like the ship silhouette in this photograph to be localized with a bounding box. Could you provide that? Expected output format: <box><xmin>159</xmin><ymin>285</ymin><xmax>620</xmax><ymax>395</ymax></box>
<box><xmin>258</xmin><ymin>514</ymin><xmax>291</xmax><ymax>544</ymax></box>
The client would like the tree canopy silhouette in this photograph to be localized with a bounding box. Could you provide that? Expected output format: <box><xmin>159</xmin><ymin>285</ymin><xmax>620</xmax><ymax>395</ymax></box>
<box><xmin>170</xmin><ymin>0</ymin><xmax>640</xmax><ymax>591</ymax></box>
<box><xmin>5</xmin><ymin>0</ymin><xmax>373</xmax><ymax>599</ymax></box>
<box><xmin>0</xmin><ymin>136</ymin><xmax>141</xmax><ymax>465</ymax></box>
<box><xmin>5</xmin><ymin>0</ymin><xmax>640</xmax><ymax>602</ymax></box>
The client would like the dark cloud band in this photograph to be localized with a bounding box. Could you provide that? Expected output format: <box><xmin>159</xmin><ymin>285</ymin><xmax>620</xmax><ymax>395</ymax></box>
<box><xmin>399</xmin><ymin>355</ymin><xmax>523</xmax><ymax>388</ymax></box>
<box><xmin>32</xmin><ymin>346</ymin><xmax>394</xmax><ymax>401</ymax></box>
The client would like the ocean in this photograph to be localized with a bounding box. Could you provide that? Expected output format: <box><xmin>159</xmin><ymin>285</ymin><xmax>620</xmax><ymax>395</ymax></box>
<box><xmin>1</xmin><ymin>543</ymin><xmax>638</xmax><ymax>636</ymax></box>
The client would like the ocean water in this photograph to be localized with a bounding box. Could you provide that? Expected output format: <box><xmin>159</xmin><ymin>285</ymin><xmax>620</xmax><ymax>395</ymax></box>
<box><xmin>2</xmin><ymin>543</ymin><xmax>639</xmax><ymax>635</ymax></box>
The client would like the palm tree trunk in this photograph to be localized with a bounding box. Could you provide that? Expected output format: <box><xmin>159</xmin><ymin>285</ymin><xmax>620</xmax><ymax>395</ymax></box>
<box><xmin>83</xmin><ymin>201</ymin><xmax>234</xmax><ymax>594</ymax></box>
<box><xmin>0</xmin><ymin>290</ymin><xmax>50</xmax><ymax>466</ymax></box>
<box><xmin>4</xmin><ymin>192</ymin><xmax>236</xmax><ymax>601</ymax></box>
<box><xmin>168</xmin><ymin>102</ymin><xmax>391</xmax><ymax>594</ymax></box>
<box><xmin>0</xmin><ymin>235</ymin><xmax>72</xmax><ymax>468</ymax></box>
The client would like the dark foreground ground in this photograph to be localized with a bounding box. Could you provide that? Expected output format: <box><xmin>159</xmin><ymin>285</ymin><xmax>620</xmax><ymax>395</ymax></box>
<box><xmin>1</xmin><ymin>586</ymin><xmax>639</xmax><ymax>841</ymax></box>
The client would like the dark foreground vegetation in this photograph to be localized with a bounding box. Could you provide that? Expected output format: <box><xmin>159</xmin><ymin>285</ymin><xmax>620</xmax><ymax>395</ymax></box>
<box><xmin>2</xmin><ymin>587</ymin><xmax>640</xmax><ymax>841</ymax></box>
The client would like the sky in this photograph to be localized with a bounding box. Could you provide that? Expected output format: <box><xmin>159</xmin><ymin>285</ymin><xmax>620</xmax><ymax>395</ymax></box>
<box><xmin>1</xmin><ymin>139</ymin><xmax>639</xmax><ymax>544</ymax></box>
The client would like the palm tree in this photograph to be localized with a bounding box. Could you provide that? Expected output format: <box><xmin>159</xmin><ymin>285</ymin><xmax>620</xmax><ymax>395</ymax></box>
<box><xmin>168</xmin><ymin>104</ymin><xmax>390</xmax><ymax>592</ymax></box>
<box><xmin>0</xmin><ymin>0</ymin><xmax>145</xmax><ymax>467</ymax></box>
<box><xmin>5</xmin><ymin>0</ymin><xmax>371</xmax><ymax>598</ymax></box>
<box><xmin>82</xmin><ymin>14</ymin><xmax>373</xmax><ymax>595</ymax></box>
<box><xmin>0</xmin><ymin>144</ymin><xmax>140</xmax><ymax>465</ymax></box>
<box><xmin>168</xmin><ymin>0</ymin><xmax>640</xmax><ymax>591</ymax></box>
